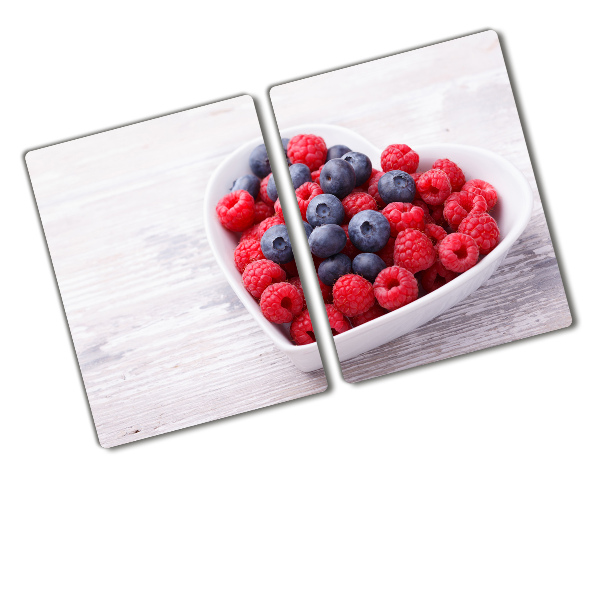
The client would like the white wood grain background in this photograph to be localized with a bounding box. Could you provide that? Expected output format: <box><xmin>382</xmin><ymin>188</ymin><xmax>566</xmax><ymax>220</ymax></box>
<box><xmin>269</xmin><ymin>31</ymin><xmax>572</xmax><ymax>383</ymax></box>
<box><xmin>26</xmin><ymin>96</ymin><xmax>327</xmax><ymax>448</ymax></box>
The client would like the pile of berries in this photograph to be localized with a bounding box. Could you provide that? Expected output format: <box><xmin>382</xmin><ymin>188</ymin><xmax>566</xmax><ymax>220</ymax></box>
<box><xmin>216</xmin><ymin>134</ymin><xmax>500</xmax><ymax>345</ymax></box>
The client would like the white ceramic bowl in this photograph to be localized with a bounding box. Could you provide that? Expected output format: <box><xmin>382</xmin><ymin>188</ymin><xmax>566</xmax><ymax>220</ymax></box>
<box><xmin>205</xmin><ymin>124</ymin><xmax>533</xmax><ymax>371</ymax></box>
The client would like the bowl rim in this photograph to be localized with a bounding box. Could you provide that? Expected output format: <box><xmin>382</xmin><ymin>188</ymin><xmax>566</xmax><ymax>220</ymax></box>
<box><xmin>205</xmin><ymin>123</ymin><xmax>534</xmax><ymax>351</ymax></box>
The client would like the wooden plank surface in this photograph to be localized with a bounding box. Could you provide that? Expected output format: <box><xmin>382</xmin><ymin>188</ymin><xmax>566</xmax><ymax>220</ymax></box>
<box><xmin>26</xmin><ymin>96</ymin><xmax>327</xmax><ymax>447</ymax></box>
<box><xmin>269</xmin><ymin>31</ymin><xmax>571</xmax><ymax>383</ymax></box>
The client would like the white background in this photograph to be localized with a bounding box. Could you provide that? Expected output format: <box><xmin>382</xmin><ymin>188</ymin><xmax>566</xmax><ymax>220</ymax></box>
<box><xmin>1</xmin><ymin>2</ymin><xmax>598</xmax><ymax>598</ymax></box>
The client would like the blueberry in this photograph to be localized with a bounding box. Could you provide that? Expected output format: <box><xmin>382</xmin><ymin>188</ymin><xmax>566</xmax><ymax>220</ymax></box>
<box><xmin>378</xmin><ymin>170</ymin><xmax>416</xmax><ymax>204</ymax></box>
<box><xmin>249</xmin><ymin>144</ymin><xmax>271</xmax><ymax>179</ymax></box>
<box><xmin>302</xmin><ymin>221</ymin><xmax>313</xmax><ymax>238</ymax></box>
<box><xmin>327</xmin><ymin>144</ymin><xmax>352</xmax><ymax>161</ymax></box>
<box><xmin>352</xmin><ymin>253</ymin><xmax>387</xmax><ymax>283</ymax></box>
<box><xmin>306</xmin><ymin>194</ymin><xmax>345</xmax><ymax>228</ymax></box>
<box><xmin>318</xmin><ymin>253</ymin><xmax>352</xmax><ymax>286</ymax></box>
<box><xmin>319</xmin><ymin>158</ymin><xmax>356</xmax><ymax>199</ymax></box>
<box><xmin>281</xmin><ymin>137</ymin><xmax>292</xmax><ymax>165</ymax></box>
<box><xmin>341</xmin><ymin>152</ymin><xmax>372</xmax><ymax>187</ymax></box>
<box><xmin>231</xmin><ymin>173</ymin><xmax>261</xmax><ymax>199</ymax></box>
<box><xmin>260</xmin><ymin>224</ymin><xmax>294</xmax><ymax>264</ymax></box>
<box><xmin>348</xmin><ymin>210</ymin><xmax>390</xmax><ymax>252</ymax></box>
<box><xmin>267</xmin><ymin>163</ymin><xmax>312</xmax><ymax>201</ymax></box>
<box><xmin>308</xmin><ymin>224</ymin><xmax>347</xmax><ymax>258</ymax></box>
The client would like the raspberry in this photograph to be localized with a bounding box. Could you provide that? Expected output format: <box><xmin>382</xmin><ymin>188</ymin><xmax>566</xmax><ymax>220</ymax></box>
<box><xmin>360</xmin><ymin>168</ymin><xmax>381</xmax><ymax>191</ymax></box>
<box><xmin>259</xmin><ymin>175</ymin><xmax>273</xmax><ymax>205</ymax></box>
<box><xmin>234</xmin><ymin>237</ymin><xmax>265</xmax><ymax>273</ymax></box>
<box><xmin>380</xmin><ymin>144</ymin><xmax>419</xmax><ymax>174</ymax></box>
<box><xmin>287</xmin><ymin>134</ymin><xmax>327</xmax><ymax>172</ymax></box>
<box><xmin>458</xmin><ymin>211</ymin><xmax>500</xmax><ymax>255</ymax></box>
<box><xmin>282</xmin><ymin>260</ymin><xmax>299</xmax><ymax>277</ymax></box>
<box><xmin>290</xmin><ymin>309</ymin><xmax>316</xmax><ymax>345</ymax></box>
<box><xmin>443</xmin><ymin>191</ymin><xmax>487</xmax><ymax>231</ymax></box>
<box><xmin>393</xmin><ymin>229</ymin><xmax>436</xmax><ymax>274</ymax></box>
<box><xmin>242</xmin><ymin>259</ymin><xmax>286</xmax><ymax>299</ymax></box>
<box><xmin>376</xmin><ymin>237</ymin><xmax>395</xmax><ymax>267</ymax></box>
<box><xmin>424</xmin><ymin>223</ymin><xmax>447</xmax><ymax>245</ymax></box>
<box><xmin>295</xmin><ymin>181</ymin><xmax>323</xmax><ymax>220</ymax></box>
<box><xmin>429</xmin><ymin>205</ymin><xmax>446</xmax><ymax>226</ymax></box>
<box><xmin>373</xmin><ymin>266</ymin><xmax>419</xmax><ymax>311</ymax></box>
<box><xmin>240</xmin><ymin>222</ymin><xmax>262</xmax><ymax>242</ymax></box>
<box><xmin>366</xmin><ymin>170</ymin><xmax>385</xmax><ymax>208</ymax></box>
<box><xmin>340</xmin><ymin>224</ymin><xmax>360</xmax><ymax>260</ymax></box>
<box><xmin>462</xmin><ymin>179</ymin><xmax>498</xmax><ymax>210</ymax></box>
<box><xmin>325</xmin><ymin>304</ymin><xmax>352</xmax><ymax>335</ymax></box>
<box><xmin>274</xmin><ymin>199</ymin><xmax>284</xmax><ymax>219</ymax></box>
<box><xmin>382</xmin><ymin>202</ymin><xmax>426</xmax><ymax>236</ymax></box>
<box><xmin>311</xmin><ymin>165</ymin><xmax>324</xmax><ymax>183</ymax></box>
<box><xmin>350</xmin><ymin>303</ymin><xmax>388</xmax><ymax>326</ymax></box>
<box><xmin>216</xmin><ymin>189</ymin><xmax>254</xmax><ymax>232</ymax></box>
<box><xmin>437</xmin><ymin>233</ymin><xmax>479</xmax><ymax>273</ymax></box>
<box><xmin>341</xmin><ymin>191</ymin><xmax>377</xmax><ymax>222</ymax></box>
<box><xmin>288</xmin><ymin>276</ymin><xmax>307</xmax><ymax>309</ymax></box>
<box><xmin>332</xmin><ymin>274</ymin><xmax>375</xmax><ymax>318</ymax></box>
<box><xmin>259</xmin><ymin>282</ymin><xmax>304</xmax><ymax>324</ymax></box>
<box><xmin>253</xmin><ymin>200</ymin><xmax>274</xmax><ymax>223</ymax></box>
<box><xmin>254</xmin><ymin>214</ymin><xmax>285</xmax><ymax>239</ymax></box>
<box><xmin>410</xmin><ymin>172</ymin><xmax>424</xmax><ymax>200</ymax></box>
<box><xmin>319</xmin><ymin>279</ymin><xmax>333</xmax><ymax>304</ymax></box>
<box><xmin>416</xmin><ymin>169</ymin><xmax>452</xmax><ymax>206</ymax></box>
<box><xmin>431</xmin><ymin>158</ymin><xmax>466</xmax><ymax>192</ymax></box>
<box><xmin>421</xmin><ymin>260</ymin><xmax>458</xmax><ymax>293</ymax></box>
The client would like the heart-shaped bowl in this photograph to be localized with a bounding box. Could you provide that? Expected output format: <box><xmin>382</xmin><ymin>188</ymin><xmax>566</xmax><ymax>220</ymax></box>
<box><xmin>205</xmin><ymin>124</ymin><xmax>533</xmax><ymax>371</ymax></box>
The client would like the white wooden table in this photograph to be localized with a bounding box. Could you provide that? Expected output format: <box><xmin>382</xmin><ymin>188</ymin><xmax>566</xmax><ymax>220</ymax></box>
<box><xmin>26</xmin><ymin>96</ymin><xmax>327</xmax><ymax>447</ymax></box>
<box><xmin>270</xmin><ymin>31</ymin><xmax>571</xmax><ymax>383</ymax></box>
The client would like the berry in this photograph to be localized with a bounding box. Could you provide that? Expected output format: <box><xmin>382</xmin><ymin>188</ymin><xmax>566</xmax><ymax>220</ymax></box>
<box><xmin>311</xmin><ymin>165</ymin><xmax>324</xmax><ymax>183</ymax></box>
<box><xmin>240</xmin><ymin>222</ymin><xmax>262</xmax><ymax>242</ymax></box>
<box><xmin>282</xmin><ymin>260</ymin><xmax>299</xmax><ymax>277</ymax></box>
<box><xmin>317</xmin><ymin>253</ymin><xmax>352</xmax><ymax>286</ymax></box>
<box><xmin>416</xmin><ymin>169</ymin><xmax>452</xmax><ymax>206</ymax></box>
<box><xmin>351</xmin><ymin>303</ymin><xmax>388</xmax><ymax>327</ymax></box>
<box><xmin>325</xmin><ymin>304</ymin><xmax>352</xmax><ymax>335</ymax></box>
<box><xmin>253</xmin><ymin>200</ymin><xmax>275</xmax><ymax>223</ymax></box>
<box><xmin>458</xmin><ymin>211</ymin><xmax>500</xmax><ymax>255</ymax></box>
<box><xmin>319</xmin><ymin>158</ymin><xmax>356</xmax><ymax>199</ymax></box>
<box><xmin>380</xmin><ymin>144</ymin><xmax>419</xmax><ymax>173</ymax></box>
<box><xmin>373</xmin><ymin>266</ymin><xmax>419</xmax><ymax>311</ymax></box>
<box><xmin>437</xmin><ymin>233</ymin><xmax>479</xmax><ymax>273</ymax></box>
<box><xmin>462</xmin><ymin>179</ymin><xmax>498</xmax><ymax>210</ymax></box>
<box><xmin>378</xmin><ymin>170</ymin><xmax>417</xmax><ymax>205</ymax></box>
<box><xmin>318</xmin><ymin>279</ymin><xmax>333</xmax><ymax>304</ymax></box>
<box><xmin>382</xmin><ymin>202</ymin><xmax>426</xmax><ymax>236</ymax></box>
<box><xmin>306</xmin><ymin>194</ymin><xmax>345</xmax><ymax>228</ymax></box>
<box><xmin>287</xmin><ymin>134</ymin><xmax>327</xmax><ymax>172</ymax></box>
<box><xmin>443</xmin><ymin>191</ymin><xmax>487</xmax><ymax>231</ymax></box>
<box><xmin>351</xmin><ymin>253</ymin><xmax>387</xmax><ymax>283</ymax></box>
<box><xmin>348</xmin><ymin>210</ymin><xmax>391</xmax><ymax>253</ymax></box>
<box><xmin>302</xmin><ymin>221</ymin><xmax>313</xmax><ymax>238</ymax></box>
<box><xmin>340</xmin><ymin>224</ymin><xmax>360</xmax><ymax>260</ymax></box>
<box><xmin>421</xmin><ymin>260</ymin><xmax>457</xmax><ymax>293</ymax></box>
<box><xmin>231</xmin><ymin>173</ymin><xmax>261</xmax><ymax>199</ymax></box>
<box><xmin>260</xmin><ymin>224</ymin><xmax>294</xmax><ymax>264</ymax></box>
<box><xmin>295</xmin><ymin>181</ymin><xmax>324</xmax><ymax>220</ymax></box>
<box><xmin>288</xmin><ymin>277</ymin><xmax>307</xmax><ymax>309</ymax></box>
<box><xmin>249</xmin><ymin>144</ymin><xmax>271</xmax><ymax>178</ymax></box>
<box><xmin>216</xmin><ymin>189</ymin><xmax>254</xmax><ymax>232</ymax></box>
<box><xmin>424</xmin><ymin>222</ymin><xmax>447</xmax><ymax>245</ymax></box>
<box><xmin>376</xmin><ymin>237</ymin><xmax>395</xmax><ymax>267</ymax></box>
<box><xmin>341</xmin><ymin>151</ymin><xmax>372</xmax><ymax>187</ymax></box>
<box><xmin>341</xmin><ymin>191</ymin><xmax>378</xmax><ymax>222</ymax></box>
<box><xmin>332</xmin><ymin>274</ymin><xmax>375</xmax><ymax>318</ymax></box>
<box><xmin>411</xmin><ymin>172</ymin><xmax>424</xmax><ymax>199</ymax></box>
<box><xmin>308</xmin><ymin>224</ymin><xmax>347</xmax><ymax>258</ymax></box>
<box><xmin>393</xmin><ymin>229</ymin><xmax>436</xmax><ymax>274</ymax></box>
<box><xmin>254</xmin><ymin>214</ymin><xmax>285</xmax><ymax>239</ymax></box>
<box><xmin>431</xmin><ymin>158</ymin><xmax>466</xmax><ymax>192</ymax></box>
<box><xmin>259</xmin><ymin>175</ymin><xmax>272</xmax><ymax>205</ymax></box>
<box><xmin>242</xmin><ymin>259</ymin><xmax>286</xmax><ymax>299</ymax></box>
<box><xmin>259</xmin><ymin>282</ymin><xmax>303</xmax><ymax>323</ymax></box>
<box><xmin>366</xmin><ymin>170</ymin><xmax>385</xmax><ymax>207</ymax></box>
<box><xmin>327</xmin><ymin>144</ymin><xmax>352</xmax><ymax>161</ymax></box>
<box><xmin>234</xmin><ymin>237</ymin><xmax>265</xmax><ymax>273</ymax></box>
<box><xmin>290</xmin><ymin>309</ymin><xmax>317</xmax><ymax>345</ymax></box>
<box><xmin>267</xmin><ymin>163</ymin><xmax>312</xmax><ymax>201</ymax></box>
<box><xmin>281</xmin><ymin>137</ymin><xmax>291</xmax><ymax>164</ymax></box>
